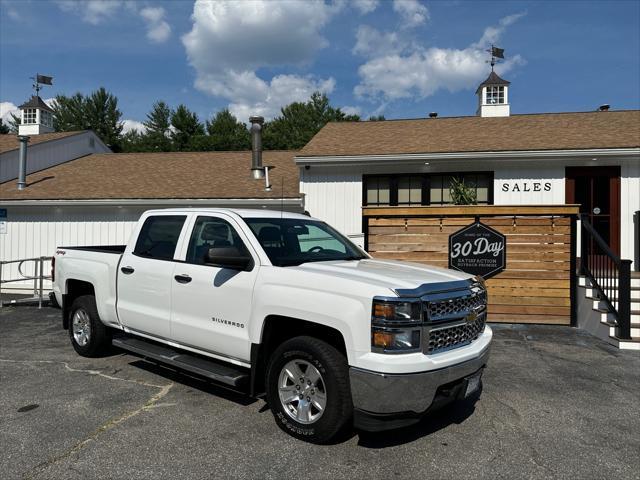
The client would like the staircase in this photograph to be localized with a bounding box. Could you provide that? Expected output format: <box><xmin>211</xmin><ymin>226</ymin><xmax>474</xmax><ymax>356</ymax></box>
<box><xmin>576</xmin><ymin>214</ymin><xmax>639</xmax><ymax>350</ymax></box>
<box><xmin>577</xmin><ymin>274</ymin><xmax>640</xmax><ymax>350</ymax></box>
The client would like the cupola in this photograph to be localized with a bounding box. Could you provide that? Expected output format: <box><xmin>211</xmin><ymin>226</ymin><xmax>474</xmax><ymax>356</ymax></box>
<box><xmin>18</xmin><ymin>95</ymin><xmax>54</xmax><ymax>135</ymax></box>
<box><xmin>476</xmin><ymin>71</ymin><xmax>510</xmax><ymax>117</ymax></box>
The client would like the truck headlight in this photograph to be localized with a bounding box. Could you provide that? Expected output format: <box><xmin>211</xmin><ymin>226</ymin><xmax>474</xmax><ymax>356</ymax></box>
<box><xmin>371</xmin><ymin>298</ymin><xmax>422</xmax><ymax>353</ymax></box>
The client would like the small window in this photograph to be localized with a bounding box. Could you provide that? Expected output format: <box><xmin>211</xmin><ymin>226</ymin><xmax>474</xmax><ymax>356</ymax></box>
<box><xmin>486</xmin><ymin>86</ymin><xmax>505</xmax><ymax>105</ymax></box>
<box><xmin>397</xmin><ymin>176</ymin><xmax>422</xmax><ymax>205</ymax></box>
<box><xmin>185</xmin><ymin>216</ymin><xmax>248</xmax><ymax>265</ymax></box>
<box><xmin>365</xmin><ymin>177</ymin><xmax>391</xmax><ymax>206</ymax></box>
<box><xmin>23</xmin><ymin>108</ymin><xmax>37</xmax><ymax>125</ymax></box>
<box><xmin>134</xmin><ymin>215</ymin><xmax>186</xmax><ymax>260</ymax></box>
<box><xmin>430</xmin><ymin>173</ymin><xmax>492</xmax><ymax>205</ymax></box>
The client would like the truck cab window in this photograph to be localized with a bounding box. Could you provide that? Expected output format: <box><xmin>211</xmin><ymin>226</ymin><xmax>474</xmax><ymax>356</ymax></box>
<box><xmin>133</xmin><ymin>215</ymin><xmax>186</xmax><ymax>260</ymax></box>
<box><xmin>186</xmin><ymin>216</ymin><xmax>248</xmax><ymax>265</ymax></box>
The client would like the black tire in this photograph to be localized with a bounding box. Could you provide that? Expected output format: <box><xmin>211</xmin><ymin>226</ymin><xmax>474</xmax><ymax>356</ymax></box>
<box><xmin>266</xmin><ymin>336</ymin><xmax>353</xmax><ymax>443</ymax></box>
<box><xmin>68</xmin><ymin>295</ymin><xmax>111</xmax><ymax>357</ymax></box>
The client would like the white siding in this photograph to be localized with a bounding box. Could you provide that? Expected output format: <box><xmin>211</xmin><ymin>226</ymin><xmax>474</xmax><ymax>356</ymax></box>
<box><xmin>301</xmin><ymin>167</ymin><xmax>363</xmax><ymax>240</ymax></box>
<box><xmin>621</xmin><ymin>159</ymin><xmax>640</xmax><ymax>269</ymax></box>
<box><xmin>0</xmin><ymin>206</ymin><xmax>143</xmax><ymax>292</ymax></box>
<box><xmin>0</xmin><ymin>131</ymin><xmax>110</xmax><ymax>183</ymax></box>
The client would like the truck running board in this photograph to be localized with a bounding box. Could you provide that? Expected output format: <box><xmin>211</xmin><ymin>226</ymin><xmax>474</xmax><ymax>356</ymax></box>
<box><xmin>112</xmin><ymin>336</ymin><xmax>249</xmax><ymax>388</ymax></box>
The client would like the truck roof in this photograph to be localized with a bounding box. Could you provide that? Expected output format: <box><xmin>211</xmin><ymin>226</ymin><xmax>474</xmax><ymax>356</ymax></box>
<box><xmin>143</xmin><ymin>208</ymin><xmax>313</xmax><ymax>220</ymax></box>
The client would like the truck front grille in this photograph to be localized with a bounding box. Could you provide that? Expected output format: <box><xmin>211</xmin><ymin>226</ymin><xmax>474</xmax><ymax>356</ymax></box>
<box><xmin>425</xmin><ymin>315</ymin><xmax>486</xmax><ymax>354</ymax></box>
<box><xmin>426</xmin><ymin>291</ymin><xmax>486</xmax><ymax>321</ymax></box>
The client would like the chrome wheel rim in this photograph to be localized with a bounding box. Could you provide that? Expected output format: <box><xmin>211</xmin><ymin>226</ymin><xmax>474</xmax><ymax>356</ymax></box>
<box><xmin>72</xmin><ymin>309</ymin><xmax>91</xmax><ymax>347</ymax></box>
<box><xmin>278</xmin><ymin>359</ymin><xmax>327</xmax><ymax>425</ymax></box>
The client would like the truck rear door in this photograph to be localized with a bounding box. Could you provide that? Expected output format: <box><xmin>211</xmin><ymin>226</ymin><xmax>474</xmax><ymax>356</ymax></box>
<box><xmin>117</xmin><ymin>213</ymin><xmax>189</xmax><ymax>339</ymax></box>
<box><xmin>169</xmin><ymin>214</ymin><xmax>258</xmax><ymax>362</ymax></box>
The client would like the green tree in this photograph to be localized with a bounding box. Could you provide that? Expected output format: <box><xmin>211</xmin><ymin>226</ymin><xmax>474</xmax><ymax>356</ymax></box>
<box><xmin>7</xmin><ymin>113</ymin><xmax>21</xmax><ymax>133</ymax></box>
<box><xmin>0</xmin><ymin>118</ymin><xmax>10</xmax><ymax>134</ymax></box>
<box><xmin>120</xmin><ymin>129</ymin><xmax>148</xmax><ymax>152</ymax></box>
<box><xmin>52</xmin><ymin>88</ymin><xmax>123</xmax><ymax>150</ymax></box>
<box><xmin>368</xmin><ymin>115</ymin><xmax>386</xmax><ymax>121</ymax></box>
<box><xmin>206</xmin><ymin>109</ymin><xmax>250</xmax><ymax>150</ymax></box>
<box><xmin>170</xmin><ymin>104</ymin><xmax>204</xmax><ymax>151</ymax></box>
<box><xmin>262</xmin><ymin>92</ymin><xmax>360</xmax><ymax>150</ymax></box>
<box><xmin>85</xmin><ymin>87</ymin><xmax>123</xmax><ymax>150</ymax></box>
<box><xmin>142</xmin><ymin>101</ymin><xmax>172</xmax><ymax>151</ymax></box>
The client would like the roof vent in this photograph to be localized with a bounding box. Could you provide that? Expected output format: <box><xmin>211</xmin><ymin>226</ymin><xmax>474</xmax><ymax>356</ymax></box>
<box><xmin>598</xmin><ymin>104</ymin><xmax>610</xmax><ymax>111</ymax></box>
<box><xmin>429</xmin><ymin>112</ymin><xmax>438</xmax><ymax>118</ymax></box>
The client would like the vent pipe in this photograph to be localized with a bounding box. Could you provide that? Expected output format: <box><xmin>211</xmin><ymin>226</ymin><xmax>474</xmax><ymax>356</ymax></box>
<box><xmin>17</xmin><ymin>135</ymin><xmax>30</xmax><ymax>190</ymax></box>
<box><xmin>429</xmin><ymin>112</ymin><xmax>438</xmax><ymax>118</ymax></box>
<box><xmin>598</xmin><ymin>104</ymin><xmax>610</xmax><ymax>111</ymax></box>
<box><xmin>249</xmin><ymin>115</ymin><xmax>264</xmax><ymax>179</ymax></box>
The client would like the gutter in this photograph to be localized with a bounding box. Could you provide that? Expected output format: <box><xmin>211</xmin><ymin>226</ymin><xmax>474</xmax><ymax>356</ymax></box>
<box><xmin>0</xmin><ymin>197</ymin><xmax>305</xmax><ymax>208</ymax></box>
<box><xmin>295</xmin><ymin>147</ymin><xmax>640</xmax><ymax>166</ymax></box>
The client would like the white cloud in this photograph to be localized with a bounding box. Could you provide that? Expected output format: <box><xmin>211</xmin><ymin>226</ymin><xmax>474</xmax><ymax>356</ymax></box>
<box><xmin>354</xmin><ymin>13</ymin><xmax>526</xmax><ymax>102</ymax></box>
<box><xmin>140</xmin><ymin>6</ymin><xmax>171</xmax><ymax>43</ymax></box>
<box><xmin>56</xmin><ymin>0</ymin><xmax>128</xmax><ymax>25</ymax></box>
<box><xmin>472</xmin><ymin>11</ymin><xmax>527</xmax><ymax>48</ymax></box>
<box><xmin>393</xmin><ymin>0</ymin><xmax>429</xmax><ymax>28</ymax></box>
<box><xmin>0</xmin><ymin>101</ymin><xmax>20</xmax><ymax>124</ymax></box>
<box><xmin>353</xmin><ymin>25</ymin><xmax>405</xmax><ymax>58</ymax></box>
<box><xmin>227</xmin><ymin>74</ymin><xmax>336</xmax><ymax>122</ymax></box>
<box><xmin>341</xmin><ymin>105</ymin><xmax>361</xmax><ymax>116</ymax></box>
<box><xmin>182</xmin><ymin>0</ymin><xmax>339</xmax><ymax>120</ymax></box>
<box><xmin>353</xmin><ymin>0</ymin><xmax>379</xmax><ymax>15</ymax></box>
<box><xmin>56</xmin><ymin>1</ymin><xmax>170</xmax><ymax>44</ymax></box>
<box><xmin>122</xmin><ymin>119</ymin><xmax>147</xmax><ymax>134</ymax></box>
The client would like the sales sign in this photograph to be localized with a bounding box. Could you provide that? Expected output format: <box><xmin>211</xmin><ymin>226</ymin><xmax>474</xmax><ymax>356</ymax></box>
<box><xmin>448</xmin><ymin>221</ymin><xmax>506</xmax><ymax>279</ymax></box>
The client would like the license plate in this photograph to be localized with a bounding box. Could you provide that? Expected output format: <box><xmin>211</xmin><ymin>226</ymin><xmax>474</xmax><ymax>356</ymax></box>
<box><xmin>464</xmin><ymin>371</ymin><xmax>482</xmax><ymax>398</ymax></box>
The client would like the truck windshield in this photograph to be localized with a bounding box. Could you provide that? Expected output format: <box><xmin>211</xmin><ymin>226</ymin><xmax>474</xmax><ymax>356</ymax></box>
<box><xmin>244</xmin><ymin>217</ymin><xmax>367</xmax><ymax>267</ymax></box>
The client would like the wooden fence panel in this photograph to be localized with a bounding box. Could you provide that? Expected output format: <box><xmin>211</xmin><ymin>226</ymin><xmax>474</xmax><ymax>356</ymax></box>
<box><xmin>364</xmin><ymin>205</ymin><xmax>579</xmax><ymax>325</ymax></box>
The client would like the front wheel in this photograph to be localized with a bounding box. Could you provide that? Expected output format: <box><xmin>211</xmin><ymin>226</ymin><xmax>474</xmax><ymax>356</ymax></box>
<box><xmin>68</xmin><ymin>295</ymin><xmax>111</xmax><ymax>357</ymax></box>
<box><xmin>266</xmin><ymin>336</ymin><xmax>353</xmax><ymax>443</ymax></box>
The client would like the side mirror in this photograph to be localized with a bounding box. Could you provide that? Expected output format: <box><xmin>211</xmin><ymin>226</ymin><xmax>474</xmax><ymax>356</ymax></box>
<box><xmin>205</xmin><ymin>247</ymin><xmax>253</xmax><ymax>271</ymax></box>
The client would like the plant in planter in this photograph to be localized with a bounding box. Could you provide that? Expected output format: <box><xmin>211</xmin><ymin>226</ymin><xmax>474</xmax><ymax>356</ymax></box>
<box><xmin>450</xmin><ymin>177</ymin><xmax>477</xmax><ymax>205</ymax></box>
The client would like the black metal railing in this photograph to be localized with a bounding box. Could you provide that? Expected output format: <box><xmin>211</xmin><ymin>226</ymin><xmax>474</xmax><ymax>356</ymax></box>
<box><xmin>579</xmin><ymin>214</ymin><xmax>632</xmax><ymax>339</ymax></box>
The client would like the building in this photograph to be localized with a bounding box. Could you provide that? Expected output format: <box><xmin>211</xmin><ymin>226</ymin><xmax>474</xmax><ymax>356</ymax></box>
<box><xmin>0</xmin><ymin>149</ymin><xmax>302</xmax><ymax>291</ymax></box>
<box><xmin>297</xmin><ymin>72</ymin><xmax>640</xmax><ymax>268</ymax></box>
<box><xmin>0</xmin><ymin>95</ymin><xmax>110</xmax><ymax>183</ymax></box>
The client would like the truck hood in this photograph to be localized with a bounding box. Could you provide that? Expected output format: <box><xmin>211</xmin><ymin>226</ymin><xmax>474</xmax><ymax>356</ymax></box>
<box><xmin>289</xmin><ymin>259</ymin><xmax>472</xmax><ymax>294</ymax></box>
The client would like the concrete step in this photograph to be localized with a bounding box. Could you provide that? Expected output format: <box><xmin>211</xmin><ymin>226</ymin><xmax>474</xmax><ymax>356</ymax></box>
<box><xmin>578</xmin><ymin>276</ymin><xmax>640</xmax><ymax>288</ymax></box>
<box><xmin>608</xmin><ymin>336</ymin><xmax>640</xmax><ymax>351</ymax></box>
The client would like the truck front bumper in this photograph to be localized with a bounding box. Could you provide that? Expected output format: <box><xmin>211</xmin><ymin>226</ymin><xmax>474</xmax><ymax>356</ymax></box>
<box><xmin>349</xmin><ymin>345</ymin><xmax>490</xmax><ymax>431</ymax></box>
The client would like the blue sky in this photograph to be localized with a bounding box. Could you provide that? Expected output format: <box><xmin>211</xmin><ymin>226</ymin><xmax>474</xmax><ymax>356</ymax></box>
<box><xmin>1</xmin><ymin>0</ymin><xmax>639</xmax><ymax>131</ymax></box>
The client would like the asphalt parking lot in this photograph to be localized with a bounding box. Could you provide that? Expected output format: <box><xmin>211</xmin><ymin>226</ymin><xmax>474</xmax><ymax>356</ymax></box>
<box><xmin>1</xmin><ymin>306</ymin><xmax>639</xmax><ymax>480</ymax></box>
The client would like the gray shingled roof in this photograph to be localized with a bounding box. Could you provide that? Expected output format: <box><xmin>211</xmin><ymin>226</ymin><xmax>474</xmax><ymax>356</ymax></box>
<box><xmin>18</xmin><ymin>96</ymin><xmax>53</xmax><ymax>112</ymax></box>
<box><xmin>475</xmin><ymin>71</ymin><xmax>511</xmax><ymax>94</ymax></box>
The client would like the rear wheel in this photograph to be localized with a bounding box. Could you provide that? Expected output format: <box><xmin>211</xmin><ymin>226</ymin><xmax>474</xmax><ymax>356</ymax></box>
<box><xmin>68</xmin><ymin>295</ymin><xmax>111</xmax><ymax>357</ymax></box>
<box><xmin>266</xmin><ymin>336</ymin><xmax>353</xmax><ymax>443</ymax></box>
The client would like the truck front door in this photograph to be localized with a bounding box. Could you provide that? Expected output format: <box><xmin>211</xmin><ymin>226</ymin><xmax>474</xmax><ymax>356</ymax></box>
<box><xmin>117</xmin><ymin>214</ymin><xmax>188</xmax><ymax>339</ymax></box>
<box><xmin>170</xmin><ymin>215</ymin><xmax>258</xmax><ymax>362</ymax></box>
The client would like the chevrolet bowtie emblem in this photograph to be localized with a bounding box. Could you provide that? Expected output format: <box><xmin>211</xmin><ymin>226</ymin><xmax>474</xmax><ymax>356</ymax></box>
<box><xmin>465</xmin><ymin>311</ymin><xmax>478</xmax><ymax>323</ymax></box>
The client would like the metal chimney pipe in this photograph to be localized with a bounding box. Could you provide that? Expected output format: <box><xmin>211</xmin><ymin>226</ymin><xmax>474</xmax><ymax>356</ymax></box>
<box><xmin>249</xmin><ymin>115</ymin><xmax>264</xmax><ymax>179</ymax></box>
<box><xmin>17</xmin><ymin>135</ymin><xmax>30</xmax><ymax>190</ymax></box>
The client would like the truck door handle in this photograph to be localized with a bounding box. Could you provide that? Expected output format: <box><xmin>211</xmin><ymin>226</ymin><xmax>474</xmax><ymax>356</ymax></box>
<box><xmin>174</xmin><ymin>274</ymin><xmax>192</xmax><ymax>284</ymax></box>
<box><xmin>120</xmin><ymin>266</ymin><xmax>135</xmax><ymax>275</ymax></box>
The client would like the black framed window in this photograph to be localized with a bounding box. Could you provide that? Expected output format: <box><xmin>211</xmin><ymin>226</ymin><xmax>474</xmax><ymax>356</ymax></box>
<box><xmin>134</xmin><ymin>215</ymin><xmax>186</xmax><ymax>260</ymax></box>
<box><xmin>365</xmin><ymin>176</ymin><xmax>391</xmax><ymax>206</ymax></box>
<box><xmin>364</xmin><ymin>172</ymin><xmax>493</xmax><ymax>206</ymax></box>
<box><xmin>185</xmin><ymin>216</ymin><xmax>249</xmax><ymax>265</ymax></box>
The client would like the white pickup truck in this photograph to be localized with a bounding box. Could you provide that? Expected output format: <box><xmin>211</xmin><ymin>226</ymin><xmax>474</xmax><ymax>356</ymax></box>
<box><xmin>53</xmin><ymin>208</ymin><xmax>491</xmax><ymax>443</ymax></box>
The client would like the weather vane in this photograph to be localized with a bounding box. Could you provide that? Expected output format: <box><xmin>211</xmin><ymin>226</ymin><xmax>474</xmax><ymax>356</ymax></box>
<box><xmin>30</xmin><ymin>73</ymin><xmax>53</xmax><ymax>96</ymax></box>
<box><xmin>486</xmin><ymin>45</ymin><xmax>505</xmax><ymax>71</ymax></box>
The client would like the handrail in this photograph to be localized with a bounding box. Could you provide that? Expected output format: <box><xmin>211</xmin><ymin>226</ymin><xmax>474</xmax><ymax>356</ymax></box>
<box><xmin>0</xmin><ymin>256</ymin><xmax>52</xmax><ymax>309</ymax></box>
<box><xmin>579</xmin><ymin>214</ymin><xmax>631</xmax><ymax>340</ymax></box>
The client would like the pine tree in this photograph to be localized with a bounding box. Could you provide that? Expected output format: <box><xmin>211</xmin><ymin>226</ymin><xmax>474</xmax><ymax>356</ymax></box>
<box><xmin>206</xmin><ymin>109</ymin><xmax>250</xmax><ymax>151</ymax></box>
<box><xmin>263</xmin><ymin>92</ymin><xmax>360</xmax><ymax>150</ymax></box>
<box><xmin>170</xmin><ymin>104</ymin><xmax>204</xmax><ymax>151</ymax></box>
<box><xmin>142</xmin><ymin>101</ymin><xmax>172</xmax><ymax>151</ymax></box>
<box><xmin>0</xmin><ymin>118</ymin><xmax>10</xmax><ymax>134</ymax></box>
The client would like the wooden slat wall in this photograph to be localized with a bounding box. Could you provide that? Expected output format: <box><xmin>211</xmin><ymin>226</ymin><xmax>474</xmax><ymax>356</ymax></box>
<box><xmin>364</xmin><ymin>208</ymin><xmax>579</xmax><ymax>325</ymax></box>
